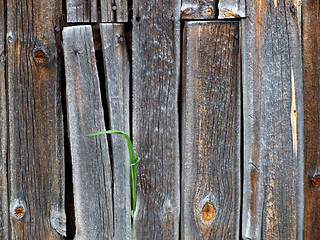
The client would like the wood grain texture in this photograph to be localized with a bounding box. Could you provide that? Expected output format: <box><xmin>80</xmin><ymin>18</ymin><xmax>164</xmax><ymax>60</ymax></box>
<box><xmin>302</xmin><ymin>0</ymin><xmax>320</xmax><ymax>239</ymax></box>
<box><xmin>101</xmin><ymin>0</ymin><xmax>128</xmax><ymax>22</ymax></box>
<box><xmin>6</xmin><ymin>0</ymin><xmax>65</xmax><ymax>239</ymax></box>
<box><xmin>63</xmin><ymin>25</ymin><xmax>113</xmax><ymax>240</ymax></box>
<box><xmin>218</xmin><ymin>0</ymin><xmax>246</xmax><ymax>18</ymax></box>
<box><xmin>181</xmin><ymin>21</ymin><xmax>240</xmax><ymax>239</ymax></box>
<box><xmin>0</xmin><ymin>0</ymin><xmax>8</xmax><ymax>238</ymax></box>
<box><xmin>181</xmin><ymin>0</ymin><xmax>219</xmax><ymax>19</ymax></box>
<box><xmin>242</xmin><ymin>1</ymin><xmax>304</xmax><ymax>239</ymax></box>
<box><xmin>132</xmin><ymin>0</ymin><xmax>181</xmax><ymax>238</ymax></box>
<box><xmin>100</xmin><ymin>23</ymin><xmax>131</xmax><ymax>240</ymax></box>
<box><xmin>67</xmin><ymin>0</ymin><xmax>97</xmax><ymax>23</ymax></box>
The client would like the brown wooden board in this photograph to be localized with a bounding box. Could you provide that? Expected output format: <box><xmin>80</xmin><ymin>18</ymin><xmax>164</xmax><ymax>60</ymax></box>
<box><xmin>6</xmin><ymin>0</ymin><xmax>65</xmax><ymax>239</ymax></box>
<box><xmin>0</xmin><ymin>0</ymin><xmax>8</xmax><ymax>238</ymax></box>
<box><xmin>241</xmin><ymin>1</ymin><xmax>304</xmax><ymax>239</ymax></box>
<box><xmin>181</xmin><ymin>21</ymin><xmax>241</xmax><ymax>239</ymax></box>
<box><xmin>132</xmin><ymin>0</ymin><xmax>181</xmax><ymax>238</ymax></box>
<box><xmin>63</xmin><ymin>25</ymin><xmax>113</xmax><ymax>239</ymax></box>
<box><xmin>302</xmin><ymin>0</ymin><xmax>320</xmax><ymax>239</ymax></box>
<box><xmin>101</xmin><ymin>0</ymin><xmax>128</xmax><ymax>22</ymax></box>
<box><xmin>100</xmin><ymin>23</ymin><xmax>131</xmax><ymax>240</ymax></box>
<box><xmin>66</xmin><ymin>0</ymin><xmax>97</xmax><ymax>23</ymax></box>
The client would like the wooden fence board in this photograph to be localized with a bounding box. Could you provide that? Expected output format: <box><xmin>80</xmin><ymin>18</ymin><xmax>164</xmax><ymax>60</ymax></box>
<box><xmin>67</xmin><ymin>0</ymin><xmax>97</xmax><ymax>23</ymax></box>
<box><xmin>0</xmin><ymin>1</ymin><xmax>8</xmax><ymax>238</ymax></box>
<box><xmin>181</xmin><ymin>21</ymin><xmax>240</xmax><ymax>239</ymax></box>
<box><xmin>6</xmin><ymin>0</ymin><xmax>65</xmax><ymax>239</ymax></box>
<box><xmin>302</xmin><ymin>1</ymin><xmax>320</xmax><ymax>239</ymax></box>
<box><xmin>100</xmin><ymin>23</ymin><xmax>131</xmax><ymax>240</ymax></box>
<box><xmin>242</xmin><ymin>1</ymin><xmax>304</xmax><ymax>239</ymax></box>
<box><xmin>101</xmin><ymin>0</ymin><xmax>128</xmax><ymax>22</ymax></box>
<box><xmin>63</xmin><ymin>25</ymin><xmax>113</xmax><ymax>240</ymax></box>
<box><xmin>132</xmin><ymin>0</ymin><xmax>181</xmax><ymax>238</ymax></box>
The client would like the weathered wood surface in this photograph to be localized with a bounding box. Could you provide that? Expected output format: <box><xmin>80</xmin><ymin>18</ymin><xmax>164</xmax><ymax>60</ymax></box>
<box><xmin>218</xmin><ymin>0</ymin><xmax>246</xmax><ymax>18</ymax></box>
<box><xmin>101</xmin><ymin>0</ymin><xmax>128</xmax><ymax>22</ymax></box>
<box><xmin>63</xmin><ymin>25</ymin><xmax>113</xmax><ymax>240</ymax></box>
<box><xmin>181</xmin><ymin>21</ymin><xmax>240</xmax><ymax>239</ymax></box>
<box><xmin>6</xmin><ymin>0</ymin><xmax>65</xmax><ymax>239</ymax></box>
<box><xmin>67</xmin><ymin>0</ymin><xmax>97</xmax><ymax>23</ymax></box>
<box><xmin>100</xmin><ymin>23</ymin><xmax>131</xmax><ymax>240</ymax></box>
<box><xmin>0</xmin><ymin>1</ymin><xmax>8</xmax><ymax>238</ymax></box>
<box><xmin>302</xmin><ymin>0</ymin><xmax>320</xmax><ymax>239</ymax></box>
<box><xmin>132</xmin><ymin>0</ymin><xmax>181</xmax><ymax>238</ymax></box>
<box><xmin>242</xmin><ymin>1</ymin><xmax>304</xmax><ymax>239</ymax></box>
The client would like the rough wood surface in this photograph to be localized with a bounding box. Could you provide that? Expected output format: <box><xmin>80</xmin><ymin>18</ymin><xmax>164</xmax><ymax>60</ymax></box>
<box><xmin>100</xmin><ymin>23</ymin><xmax>131</xmax><ymax>240</ymax></box>
<box><xmin>242</xmin><ymin>1</ymin><xmax>304</xmax><ymax>239</ymax></box>
<box><xmin>67</xmin><ymin>0</ymin><xmax>97</xmax><ymax>23</ymax></box>
<box><xmin>181</xmin><ymin>21</ymin><xmax>240</xmax><ymax>239</ymax></box>
<box><xmin>0</xmin><ymin>1</ymin><xmax>8</xmax><ymax>238</ymax></box>
<box><xmin>181</xmin><ymin>0</ymin><xmax>219</xmax><ymax>19</ymax></box>
<box><xmin>218</xmin><ymin>0</ymin><xmax>246</xmax><ymax>18</ymax></box>
<box><xmin>132</xmin><ymin>0</ymin><xmax>181</xmax><ymax>238</ymax></box>
<box><xmin>302</xmin><ymin>0</ymin><xmax>320</xmax><ymax>239</ymax></box>
<box><xmin>101</xmin><ymin>0</ymin><xmax>128</xmax><ymax>22</ymax></box>
<box><xmin>63</xmin><ymin>25</ymin><xmax>113</xmax><ymax>240</ymax></box>
<box><xmin>6</xmin><ymin>0</ymin><xmax>65</xmax><ymax>239</ymax></box>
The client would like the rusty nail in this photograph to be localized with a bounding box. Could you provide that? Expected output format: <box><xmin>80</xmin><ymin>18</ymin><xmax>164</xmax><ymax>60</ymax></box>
<box><xmin>290</xmin><ymin>5</ymin><xmax>296</xmax><ymax>13</ymax></box>
<box><xmin>206</xmin><ymin>8</ymin><xmax>212</xmax><ymax>15</ymax></box>
<box><xmin>234</xmin><ymin>34</ymin><xmax>239</xmax><ymax>40</ymax></box>
<box><xmin>112</xmin><ymin>5</ymin><xmax>117</xmax><ymax>11</ymax></box>
<box><xmin>118</xmin><ymin>36</ymin><xmax>124</xmax><ymax>43</ymax></box>
<box><xmin>54</xmin><ymin>26</ymin><xmax>60</xmax><ymax>32</ymax></box>
<box><xmin>312</xmin><ymin>175</ymin><xmax>320</xmax><ymax>187</ymax></box>
<box><xmin>201</xmin><ymin>204</ymin><xmax>215</xmax><ymax>223</ymax></box>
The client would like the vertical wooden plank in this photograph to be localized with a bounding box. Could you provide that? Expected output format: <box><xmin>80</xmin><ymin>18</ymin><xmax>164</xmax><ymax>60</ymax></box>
<box><xmin>0</xmin><ymin>0</ymin><xmax>8</xmax><ymax>238</ymax></box>
<box><xmin>181</xmin><ymin>21</ymin><xmax>240</xmax><ymax>239</ymax></box>
<box><xmin>67</xmin><ymin>0</ymin><xmax>97</xmax><ymax>23</ymax></box>
<box><xmin>100</xmin><ymin>23</ymin><xmax>131</xmax><ymax>240</ymax></box>
<box><xmin>132</xmin><ymin>0</ymin><xmax>180</xmax><ymax>238</ymax></box>
<box><xmin>6</xmin><ymin>0</ymin><xmax>65</xmax><ymax>239</ymax></box>
<box><xmin>63</xmin><ymin>25</ymin><xmax>113</xmax><ymax>240</ymax></box>
<box><xmin>242</xmin><ymin>1</ymin><xmax>304</xmax><ymax>239</ymax></box>
<box><xmin>302</xmin><ymin>0</ymin><xmax>320</xmax><ymax>239</ymax></box>
<box><xmin>218</xmin><ymin>0</ymin><xmax>246</xmax><ymax>18</ymax></box>
<box><xmin>101</xmin><ymin>0</ymin><xmax>128</xmax><ymax>22</ymax></box>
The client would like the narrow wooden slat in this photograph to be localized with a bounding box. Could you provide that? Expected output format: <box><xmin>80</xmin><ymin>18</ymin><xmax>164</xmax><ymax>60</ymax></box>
<box><xmin>0</xmin><ymin>1</ymin><xmax>8</xmax><ymax>238</ymax></box>
<box><xmin>100</xmin><ymin>23</ymin><xmax>131</xmax><ymax>240</ymax></box>
<box><xmin>63</xmin><ymin>25</ymin><xmax>113</xmax><ymax>240</ymax></box>
<box><xmin>132</xmin><ymin>0</ymin><xmax>181</xmax><ymax>238</ymax></box>
<box><xmin>242</xmin><ymin>1</ymin><xmax>304</xmax><ymax>239</ymax></box>
<box><xmin>302</xmin><ymin>1</ymin><xmax>320</xmax><ymax>239</ymax></box>
<box><xmin>181</xmin><ymin>21</ymin><xmax>240</xmax><ymax>239</ymax></box>
<box><xmin>218</xmin><ymin>0</ymin><xmax>246</xmax><ymax>18</ymax></box>
<box><xmin>67</xmin><ymin>0</ymin><xmax>97</xmax><ymax>23</ymax></box>
<box><xmin>101</xmin><ymin>0</ymin><xmax>128</xmax><ymax>22</ymax></box>
<box><xmin>6</xmin><ymin>0</ymin><xmax>65</xmax><ymax>239</ymax></box>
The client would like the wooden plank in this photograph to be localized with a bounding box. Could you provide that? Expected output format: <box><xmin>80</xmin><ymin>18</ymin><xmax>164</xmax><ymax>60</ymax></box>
<box><xmin>67</xmin><ymin>0</ymin><xmax>97</xmax><ymax>23</ymax></box>
<box><xmin>101</xmin><ymin>0</ymin><xmax>128</xmax><ymax>22</ymax></box>
<box><xmin>100</xmin><ymin>23</ymin><xmax>131</xmax><ymax>240</ymax></box>
<box><xmin>181</xmin><ymin>21</ymin><xmax>240</xmax><ymax>239</ymax></box>
<box><xmin>302</xmin><ymin>0</ymin><xmax>320</xmax><ymax>239</ymax></box>
<box><xmin>63</xmin><ymin>25</ymin><xmax>113</xmax><ymax>240</ymax></box>
<box><xmin>0</xmin><ymin>0</ymin><xmax>8</xmax><ymax>238</ymax></box>
<box><xmin>218</xmin><ymin>0</ymin><xmax>246</xmax><ymax>18</ymax></box>
<box><xmin>6</xmin><ymin>0</ymin><xmax>66</xmax><ymax>239</ymax></box>
<box><xmin>132</xmin><ymin>0</ymin><xmax>181</xmax><ymax>238</ymax></box>
<box><xmin>242</xmin><ymin>1</ymin><xmax>304</xmax><ymax>239</ymax></box>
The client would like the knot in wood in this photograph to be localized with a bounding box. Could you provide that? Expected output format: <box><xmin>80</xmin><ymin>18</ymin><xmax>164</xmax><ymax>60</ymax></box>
<box><xmin>201</xmin><ymin>204</ymin><xmax>215</xmax><ymax>222</ymax></box>
<box><xmin>312</xmin><ymin>175</ymin><xmax>320</xmax><ymax>187</ymax></box>
<box><xmin>205</xmin><ymin>8</ymin><xmax>213</xmax><ymax>15</ymax></box>
<box><xmin>33</xmin><ymin>48</ymin><xmax>49</xmax><ymax>64</ymax></box>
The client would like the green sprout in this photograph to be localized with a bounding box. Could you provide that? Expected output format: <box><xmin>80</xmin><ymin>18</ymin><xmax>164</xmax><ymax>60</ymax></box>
<box><xmin>84</xmin><ymin>130</ymin><xmax>140</xmax><ymax>237</ymax></box>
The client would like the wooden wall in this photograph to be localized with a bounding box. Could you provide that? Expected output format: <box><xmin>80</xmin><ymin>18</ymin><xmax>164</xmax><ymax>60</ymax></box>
<box><xmin>0</xmin><ymin>0</ymin><xmax>319</xmax><ymax>239</ymax></box>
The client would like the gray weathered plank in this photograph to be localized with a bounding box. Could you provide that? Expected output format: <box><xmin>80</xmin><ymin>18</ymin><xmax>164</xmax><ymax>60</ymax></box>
<box><xmin>100</xmin><ymin>23</ymin><xmax>131</xmax><ymax>240</ymax></box>
<box><xmin>181</xmin><ymin>21</ymin><xmax>241</xmax><ymax>239</ymax></box>
<box><xmin>302</xmin><ymin>0</ymin><xmax>320</xmax><ymax>239</ymax></box>
<box><xmin>101</xmin><ymin>0</ymin><xmax>128</xmax><ymax>22</ymax></box>
<box><xmin>6</xmin><ymin>0</ymin><xmax>65</xmax><ymax>239</ymax></box>
<box><xmin>242</xmin><ymin>1</ymin><xmax>304</xmax><ymax>239</ymax></box>
<box><xmin>63</xmin><ymin>25</ymin><xmax>114</xmax><ymax>240</ymax></box>
<box><xmin>218</xmin><ymin>0</ymin><xmax>246</xmax><ymax>18</ymax></box>
<box><xmin>67</xmin><ymin>0</ymin><xmax>97</xmax><ymax>23</ymax></box>
<box><xmin>132</xmin><ymin>0</ymin><xmax>181</xmax><ymax>238</ymax></box>
<box><xmin>0</xmin><ymin>1</ymin><xmax>8</xmax><ymax>238</ymax></box>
